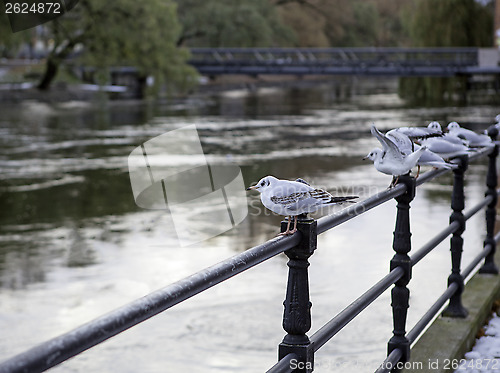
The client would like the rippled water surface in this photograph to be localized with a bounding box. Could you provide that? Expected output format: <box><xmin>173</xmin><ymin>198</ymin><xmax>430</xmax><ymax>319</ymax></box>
<box><xmin>0</xmin><ymin>83</ymin><xmax>499</xmax><ymax>372</ymax></box>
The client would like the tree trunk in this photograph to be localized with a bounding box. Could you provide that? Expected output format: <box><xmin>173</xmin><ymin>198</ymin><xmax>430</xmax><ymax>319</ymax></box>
<box><xmin>37</xmin><ymin>55</ymin><xmax>59</xmax><ymax>90</ymax></box>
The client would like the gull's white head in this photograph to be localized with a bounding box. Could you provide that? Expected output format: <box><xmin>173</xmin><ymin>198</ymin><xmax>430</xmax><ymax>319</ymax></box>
<box><xmin>428</xmin><ymin>121</ymin><xmax>442</xmax><ymax>132</ymax></box>
<box><xmin>246</xmin><ymin>175</ymin><xmax>277</xmax><ymax>193</ymax></box>
<box><xmin>495</xmin><ymin>114</ymin><xmax>500</xmax><ymax>124</ymax></box>
<box><xmin>363</xmin><ymin>148</ymin><xmax>383</xmax><ymax>162</ymax></box>
<box><xmin>447</xmin><ymin>122</ymin><xmax>460</xmax><ymax>131</ymax></box>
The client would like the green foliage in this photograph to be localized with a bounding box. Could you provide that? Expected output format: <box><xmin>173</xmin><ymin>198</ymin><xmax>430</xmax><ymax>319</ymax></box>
<box><xmin>275</xmin><ymin>0</ymin><xmax>413</xmax><ymax>48</ymax></box>
<box><xmin>275</xmin><ymin>1</ymin><xmax>331</xmax><ymax>47</ymax></box>
<box><xmin>175</xmin><ymin>0</ymin><xmax>295</xmax><ymax>47</ymax></box>
<box><xmin>409</xmin><ymin>0</ymin><xmax>493</xmax><ymax>47</ymax></box>
<box><xmin>399</xmin><ymin>0</ymin><xmax>494</xmax><ymax>105</ymax></box>
<box><xmin>73</xmin><ymin>0</ymin><xmax>196</xmax><ymax>93</ymax></box>
<box><xmin>10</xmin><ymin>0</ymin><xmax>197</xmax><ymax>92</ymax></box>
<box><xmin>338</xmin><ymin>2</ymin><xmax>380</xmax><ymax>47</ymax></box>
<box><xmin>375</xmin><ymin>0</ymin><xmax>413</xmax><ymax>46</ymax></box>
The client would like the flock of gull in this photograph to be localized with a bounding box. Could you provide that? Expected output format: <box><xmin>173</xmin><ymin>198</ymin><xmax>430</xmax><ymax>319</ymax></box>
<box><xmin>247</xmin><ymin>116</ymin><xmax>500</xmax><ymax>235</ymax></box>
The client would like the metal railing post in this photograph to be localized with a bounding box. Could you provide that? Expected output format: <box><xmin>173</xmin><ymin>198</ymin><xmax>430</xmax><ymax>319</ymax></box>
<box><xmin>278</xmin><ymin>214</ymin><xmax>317</xmax><ymax>373</ymax></box>
<box><xmin>480</xmin><ymin>125</ymin><xmax>499</xmax><ymax>274</ymax></box>
<box><xmin>443</xmin><ymin>155</ymin><xmax>469</xmax><ymax>318</ymax></box>
<box><xmin>388</xmin><ymin>175</ymin><xmax>415</xmax><ymax>368</ymax></box>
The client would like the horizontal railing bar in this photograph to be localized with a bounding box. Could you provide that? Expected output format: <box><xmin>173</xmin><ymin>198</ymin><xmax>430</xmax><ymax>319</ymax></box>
<box><xmin>266</xmin><ymin>353</ymin><xmax>299</xmax><ymax>373</ymax></box>
<box><xmin>410</xmin><ymin>192</ymin><xmax>496</xmax><ymax>267</ymax></box>
<box><xmin>406</xmin><ymin>200</ymin><xmax>500</xmax><ymax>347</ymax></box>
<box><xmin>415</xmin><ymin>166</ymin><xmax>451</xmax><ymax>186</ymax></box>
<box><xmin>462</xmin><ymin>247</ymin><xmax>492</xmax><ymax>281</ymax></box>
<box><xmin>411</xmin><ymin>221</ymin><xmax>460</xmax><ymax>266</ymax></box>
<box><xmin>468</xmin><ymin>145</ymin><xmax>495</xmax><ymax>162</ymax></box>
<box><xmin>461</xmin><ymin>230</ymin><xmax>500</xmax><ymax>280</ymax></box>
<box><xmin>0</xmin><ymin>234</ymin><xmax>300</xmax><ymax>373</ymax></box>
<box><xmin>406</xmin><ymin>283</ymin><xmax>459</xmax><ymax>344</ymax></box>
<box><xmin>415</xmin><ymin>146</ymin><xmax>494</xmax><ymax>187</ymax></box>
<box><xmin>401</xmin><ymin>231</ymin><xmax>500</xmax><ymax>355</ymax></box>
<box><xmin>464</xmin><ymin>194</ymin><xmax>494</xmax><ymax>221</ymax></box>
<box><xmin>411</xmin><ymin>180</ymin><xmax>500</xmax><ymax>267</ymax></box>
<box><xmin>310</xmin><ymin>267</ymin><xmax>404</xmax><ymax>351</ymax></box>
<box><xmin>317</xmin><ymin>184</ymin><xmax>406</xmax><ymax>234</ymax></box>
<box><xmin>374</xmin><ymin>348</ymin><xmax>404</xmax><ymax>373</ymax></box>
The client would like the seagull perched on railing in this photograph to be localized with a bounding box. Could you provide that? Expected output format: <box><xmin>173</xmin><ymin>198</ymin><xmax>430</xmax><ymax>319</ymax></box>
<box><xmin>420</xmin><ymin>136</ymin><xmax>474</xmax><ymax>159</ymax></box>
<box><xmin>364</xmin><ymin>125</ymin><xmax>428</xmax><ymax>186</ymax></box>
<box><xmin>246</xmin><ymin>176</ymin><xmax>358</xmax><ymax>235</ymax></box>
<box><xmin>447</xmin><ymin>122</ymin><xmax>492</xmax><ymax>147</ymax></box>
<box><xmin>486</xmin><ymin>114</ymin><xmax>500</xmax><ymax>133</ymax></box>
<box><xmin>385</xmin><ymin>128</ymin><xmax>457</xmax><ymax>173</ymax></box>
<box><xmin>428</xmin><ymin>121</ymin><xmax>470</xmax><ymax>146</ymax></box>
<box><xmin>365</xmin><ymin>125</ymin><xmax>457</xmax><ymax>185</ymax></box>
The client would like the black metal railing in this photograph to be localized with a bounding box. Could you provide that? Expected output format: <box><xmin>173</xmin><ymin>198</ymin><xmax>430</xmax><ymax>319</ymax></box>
<box><xmin>0</xmin><ymin>125</ymin><xmax>499</xmax><ymax>373</ymax></box>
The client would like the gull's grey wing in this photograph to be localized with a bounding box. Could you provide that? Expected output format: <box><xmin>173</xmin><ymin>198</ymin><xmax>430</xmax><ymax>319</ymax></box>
<box><xmin>423</xmin><ymin>138</ymin><xmax>468</xmax><ymax>154</ymax></box>
<box><xmin>271</xmin><ymin>189</ymin><xmax>335</xmax><ymax>205</ymax></box>
<box><xmin>394</xmin><ymin>126</ymin><xmax>443</xmax><ymax>139</ymax></box>
<box><xmin>386</xmin><ymin>130</ymin><xmax>415</xmax><ymax>155</ymax></box>
<box><xmin>309</xmin><ymin>189</ymin><xmax>334</xmax><ymax>203</ymax></box>
<box><xmin>371</xmin><ymin>125</ymin><xmax>404</xmax><ymax>161</ymax></box>
<box><xmin>270</xmin><ymin>192</ymin><xmax>309</xmax><ymax>205</ymax></box>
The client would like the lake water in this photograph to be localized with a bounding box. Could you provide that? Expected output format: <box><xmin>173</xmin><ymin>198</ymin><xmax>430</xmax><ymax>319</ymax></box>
<box><xmin>0</xmin><ymin>80</ymin><xmax>499</xmax><ymax>372</ymax></box>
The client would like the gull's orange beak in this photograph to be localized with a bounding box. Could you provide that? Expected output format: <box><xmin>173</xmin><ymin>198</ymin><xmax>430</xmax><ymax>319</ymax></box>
<box><xmin>246</xmin><ymin>185</ymin><xmax>258</xmax><ymax>191</ymax></box>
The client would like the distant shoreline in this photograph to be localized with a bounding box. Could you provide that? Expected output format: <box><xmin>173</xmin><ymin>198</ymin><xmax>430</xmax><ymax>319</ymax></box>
<box><xmin>0</xmin><ymin>75</ymin><xmax>400</xmax><ymax>104</ymax></box>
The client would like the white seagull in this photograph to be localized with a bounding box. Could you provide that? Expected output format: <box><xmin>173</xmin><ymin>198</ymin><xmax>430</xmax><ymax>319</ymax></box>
<box><xmin>447</xmin><ymin>122</ymin><xmax>492</xmax><ymax>147</ymax></box>
<box><xmin>429</xmin><ymin>122</ymin><xmax>469</xmax><ymax>146</ymax></box>
<box><xmin>420</xmin><ymin>137</ymin><xmax>473</xmax><ymax>159</ymax></box>
<box><xmin>246</xmin><ymin>176</ymin><xmax>358</xmax><ymax>235</ymax></box>
<box><xmin>488</xmin><ymin>114</ymin><xmax>500</xmax><ymax>132</ymax></box>
<box><xmin>428</xmin><ymin>121</ymin><xmax>443</xmax><ymax>132</ymax></box>
<box><xmin>365</xmin><ymin>125</ymin><xmax>428</xmax><ymax>186</ymax></box>
<box><xmin>385</xmin><ymin>129</ymin><xmax>454</xmax><ymax>169</ymax></box>
<box><xmin>385</xmin><ymin>128</ymin><xmax>457</xmax><ymax>173</ymax></box>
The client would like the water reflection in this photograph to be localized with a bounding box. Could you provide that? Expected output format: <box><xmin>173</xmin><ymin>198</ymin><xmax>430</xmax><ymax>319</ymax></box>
<box><xmin>0</xmin><ymin>82</ymin><xmax>498</xmax><ymax>372</ymax></box>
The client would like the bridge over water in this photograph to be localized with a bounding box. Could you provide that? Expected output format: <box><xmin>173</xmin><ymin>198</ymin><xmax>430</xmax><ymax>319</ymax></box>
<box><xmin>188</xmin><ymin>47</ymin><xmax>500</xmax><ymax>77</ymax></box>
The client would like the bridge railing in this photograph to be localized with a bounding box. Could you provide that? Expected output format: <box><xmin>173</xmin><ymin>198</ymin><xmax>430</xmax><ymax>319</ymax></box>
<box><xmin>0</xmin><ymin>125</ymin><xmax>499</xmax><ymax>373</ymax></box>
<box><xmin>189</xmin><ymin>47</ymin><xmax>478</xmax><ymax>67</ymax></box>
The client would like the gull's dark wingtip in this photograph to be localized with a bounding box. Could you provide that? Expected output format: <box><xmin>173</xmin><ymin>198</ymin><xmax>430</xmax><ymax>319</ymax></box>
<box><xmin>295</xmin><ymin>178</ymin><xmax>310</xmax><ymax>186</ymax></box>
<box><xmin>328</xmin><ymin>195</ymin><xmax>359</xmax><ymax>204</ymax></box>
